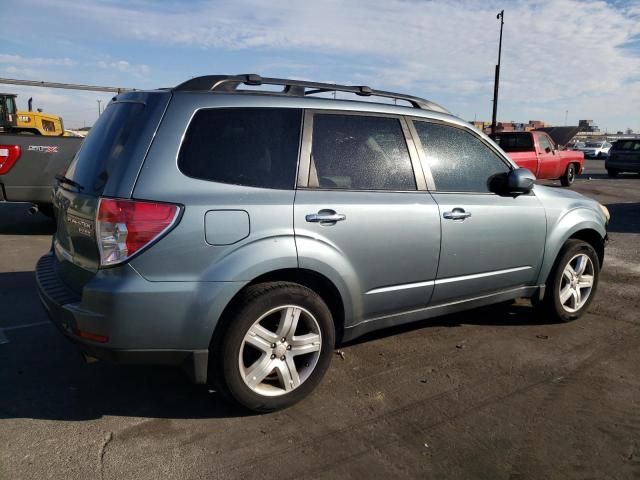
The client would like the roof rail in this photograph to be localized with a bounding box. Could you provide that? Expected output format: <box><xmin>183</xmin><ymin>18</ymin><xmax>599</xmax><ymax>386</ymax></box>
<box><xmin>173</xmin><ymin>74</ymin><xmax>449</xmax><ymax>114</ymax></box>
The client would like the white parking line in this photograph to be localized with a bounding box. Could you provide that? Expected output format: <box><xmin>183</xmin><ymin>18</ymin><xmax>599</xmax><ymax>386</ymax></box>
<box><xmin>0</xmin><ymin>321</ymin><xmax>50</xmax><ymax>345</ymax></box>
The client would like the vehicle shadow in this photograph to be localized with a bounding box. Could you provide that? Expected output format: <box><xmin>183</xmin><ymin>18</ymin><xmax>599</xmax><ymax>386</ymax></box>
<box><xmin>0</xmin><ymin>269</ymin><xmax>248</xmax><ymax>422</ymax></box>
<box><xmin>343</xmin><ymin>300</ymin><xmax>547</xmax><ymax>347</ymax></box>
<box><xmin>581</xmin><ymin>173</ymin><xmax>639</xmax><ymax>180</ymax></box>
<box><xmin>0</xmin><ymin>203</ymin><xmax>55</xmax><ymax>235</ymax></box>
<box><xmin>605</xmin><ymin>202</ymin><xmax>640</xmax><ymax>234</ymax></box>
<box><xmin>0</xmin><ymin>269</ymin><xmax>549</xmax><ymax>423</ymax></box>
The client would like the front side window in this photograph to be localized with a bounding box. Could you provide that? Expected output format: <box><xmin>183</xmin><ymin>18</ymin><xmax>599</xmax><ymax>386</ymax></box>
<box><xmin>413</xmin><ymin>121</ymin><xmax>510</xmax><ymax>192</ymax></box>
<box><xmin>538</xmin><ymin>135</ymin><xmax>553</xmax><ymax>152</ymax></box>
<box><xmin>178</xmin><ymin>108</ymin><xmax>302</xmax><ymax>189</ymax></box>
<box><xmin>310</xmin><ymin>114</ymin><xmax>416</xmax><ymax>191</ymax></box>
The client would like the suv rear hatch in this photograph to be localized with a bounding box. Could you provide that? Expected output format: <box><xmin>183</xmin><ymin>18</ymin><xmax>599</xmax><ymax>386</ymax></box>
<box><xmin>609</xmin><ymin>140</ymin><xmax>640</xmax><ymax>165</ymax></box>
<box><xmin>53</xmin><ymin>91</ymin><xmax>171</xmax><ymax>292</ymax></box>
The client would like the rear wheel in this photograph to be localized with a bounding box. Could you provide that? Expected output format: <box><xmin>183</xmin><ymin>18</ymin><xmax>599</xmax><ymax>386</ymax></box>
<box><xmin>607</xmin><ymin>168</ymin><xmax>619</xmax><ymax>178</ymax></box>
<box><xmin>560</xmin><ymin>163</ymin><xmax>576</xmax><ymax>186</ymax></box>
<box><xmin>536</xmin><ymin>239</ymin><xmax>599</xmax><ymax>322</ymax></box>
<box><xmin>212</xmin><ymin>282</ymin><xmax>335</xmax><ymax>412</ymax></box>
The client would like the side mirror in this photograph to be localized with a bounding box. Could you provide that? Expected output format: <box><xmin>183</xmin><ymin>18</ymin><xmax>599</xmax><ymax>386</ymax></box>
<box><xmin>545</xmin><ymin>146</ymin><xmax>552</xmax><ymax>154</ymax></box>
<box><xmin>488</xmin><ymin>168</ymin><xmax>535</xmax><ymax>195</ymax></box>
<box><xmin>507</xmin><ymin>168</ymin><xmax>535</xmax><ymax>194</ymax></box>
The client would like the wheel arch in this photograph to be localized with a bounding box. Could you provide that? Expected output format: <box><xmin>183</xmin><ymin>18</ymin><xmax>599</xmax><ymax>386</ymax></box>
<box><xmin>538</xmin><ymin>217</ymin><xmax>606</xmax><ymax>286</ymax></box>
<box><xmin>568</xmin><ymin>229</ymin><xmax>605</xmax><ymax>267</ymax></box>
<box><xmin>210</xmin><ymin>268</ymin><xmax>348</xmax><ymax>355</ymax></box>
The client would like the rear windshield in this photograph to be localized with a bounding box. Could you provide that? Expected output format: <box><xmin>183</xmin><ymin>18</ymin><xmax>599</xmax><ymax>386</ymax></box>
<box><xmin>65</xmin><ymin>101</ymin><xmax>145</xmax><ymax>194</ymax></box>
<box><xmin>611</xmin><ymin>140</ymin><xmax>640</xmax><ymax>151</ymax></box>
<box><xmin>585</xmin><ymin>142</ymin><xmax>602</xmax><ymax>147</ymax></box>
<box><xmin>178</xmin><ymin>108</ymin><xmax>302</xmax><ymax>189</ymax></box>
<box><xmin>492</xmin><ymin>133</ymin><xmax>534</xmax><ymax>152</ymax></box>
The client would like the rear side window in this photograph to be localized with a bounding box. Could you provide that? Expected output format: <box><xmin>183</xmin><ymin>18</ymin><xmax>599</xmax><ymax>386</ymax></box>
<box><xmin>413</xmin><ymin>121</ymin><xmax>510</xmax><ymax>192</ymax></box>
<box><xmin>612</xmin><ymin>140</ymin><xmax>640</xmax><ymax>151</ymax></box>
<box><xmin>65</xmin><ymin>101</ymin><xmax>145</xmax><ymax>195</ymax></box>
<box><xmin>310</xmin><ymin>114</ymin><xmax>416</xmax><ymax>190</ymax></box>
<box><xmin>178</xmin><ymin>108</ymin><xmax>302</xmax><ymax>189</ymax></box>
<box><xmin>492</xmin><ymin>133</ymin><xmax>534</xmax><ymax>152</ymax></box>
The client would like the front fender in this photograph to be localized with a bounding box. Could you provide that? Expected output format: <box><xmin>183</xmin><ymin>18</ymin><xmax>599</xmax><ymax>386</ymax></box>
<box><xmin>537</xmin><ymin>207</ymin><xmax>606</xmax><ymax>285</ymax></box>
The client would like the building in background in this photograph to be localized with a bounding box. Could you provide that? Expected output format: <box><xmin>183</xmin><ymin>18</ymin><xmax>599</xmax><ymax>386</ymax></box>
<box><xmin>578</xmin><ymin>120</ymin><xmax>600</xmax><ymax>132</ymax></box>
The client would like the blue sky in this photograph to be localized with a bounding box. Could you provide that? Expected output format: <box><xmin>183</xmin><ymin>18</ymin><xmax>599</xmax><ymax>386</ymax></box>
<box><xmin>1</xmin><ymin>0</ymin><xmax>638</xmax><ymax>130</ymax></box>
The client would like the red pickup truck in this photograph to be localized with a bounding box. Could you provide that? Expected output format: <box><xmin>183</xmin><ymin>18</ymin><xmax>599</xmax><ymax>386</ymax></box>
<box><xmin>492</xmin><ymin>131</ymin><xmax>584</xmax><ymax>186</ymax></box>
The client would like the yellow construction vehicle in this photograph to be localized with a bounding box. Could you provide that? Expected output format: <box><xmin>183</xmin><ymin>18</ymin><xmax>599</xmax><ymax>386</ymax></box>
<box><xmin>0</xmin><ymin>93</ymin><xmax>64</xmax><ymax>136</ymax></box>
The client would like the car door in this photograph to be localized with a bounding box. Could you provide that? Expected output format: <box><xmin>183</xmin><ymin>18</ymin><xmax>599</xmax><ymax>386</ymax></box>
<box><xmin>294</xmin><ymin>111</ymin><xmax>441</xmax><ymax>322</ymax></box>
<box><xmin>535</xmin><ymin>133</ymin><xmax>562</xmax><ymax>178</ymax></box>
<box><xmin>409</xmin><ymin>119</ymin><xmax>547</xmax><ymax>305</ymax></box>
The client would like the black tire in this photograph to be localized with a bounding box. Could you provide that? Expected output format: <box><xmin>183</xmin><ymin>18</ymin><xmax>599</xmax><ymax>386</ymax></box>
<box><xmin>560</xmin><ymin>163</ymin><xmax>576</xmax><ymax>186</ymax></box>
<box><xmin>211</xmin><ymin>282</ymin><xmax>335</xmax><ymax>412</ymax></box>
<box><xmin>536</xmin><ymin>239</ymin><xmax>600</xmax><ymax>323</ymax></box>
<box><xmin>607</xmin><ymin>168</ymin><xmax>619</xmax><ymax>178</ymax></box>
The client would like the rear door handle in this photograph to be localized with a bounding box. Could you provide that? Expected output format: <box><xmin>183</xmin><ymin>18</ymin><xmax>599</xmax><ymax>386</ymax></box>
<box><xmin>306</xmin><ymin>209</ymin><xmax>346</xmax><ymax>224</ymax></box>
<box><xmin>443</xmin><ymin>208</ymin><xmax>471</xmax><ymax>220</ymax></box>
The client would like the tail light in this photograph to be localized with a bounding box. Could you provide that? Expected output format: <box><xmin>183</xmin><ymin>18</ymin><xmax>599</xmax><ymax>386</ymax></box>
<box><xmin>0</xmin><ymin>145</ymin><xmax>21</xmax><ymax>175</ymax></box>
<box><xmin>96</xmin><ymin>198</ymin><xmax>180</xmax><ymax>267</ymax></box>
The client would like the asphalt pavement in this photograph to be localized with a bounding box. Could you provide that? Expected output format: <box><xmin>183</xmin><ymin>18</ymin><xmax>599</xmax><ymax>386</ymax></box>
<box><xmin>1</xmin><ymin>159</ymin><xmax>639</xmax><ymax>479</ymax></box>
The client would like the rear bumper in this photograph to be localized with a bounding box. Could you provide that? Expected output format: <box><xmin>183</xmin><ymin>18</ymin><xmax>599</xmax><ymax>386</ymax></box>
<box><xmin>35</xmin><ymin>253</ymin><xmax>247</xmax><ymax>383</ymax></box>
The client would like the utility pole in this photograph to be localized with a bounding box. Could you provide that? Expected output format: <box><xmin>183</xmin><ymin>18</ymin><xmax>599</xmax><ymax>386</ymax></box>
<box><xmin>97</xmin><ymin>99</ymin><xmax>102</xmax><ymax>117</ymax></box>
<box><xmin>565</xmin><ymin>110</ymin><xmax>568</xmax><ymax>126</ymax></box>
<box><xmin>491</xmin><ymin>10</ymin><xmax>504</xmax><ymax>135</ymax></box>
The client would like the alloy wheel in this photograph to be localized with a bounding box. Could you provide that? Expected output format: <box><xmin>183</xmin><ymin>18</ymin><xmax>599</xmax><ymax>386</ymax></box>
<box><xmin>559</xmin><ymin>253</ymin><xmax>594</xmax><ymax>313</ymax></box>
<box><xmin>239</xmin><ymin>305</ymin><xmax>322</xmax><ymax>397</ymax></box>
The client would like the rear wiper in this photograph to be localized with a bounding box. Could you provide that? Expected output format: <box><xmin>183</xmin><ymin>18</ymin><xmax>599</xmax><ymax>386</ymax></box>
<box><xmin>55</xmin><ymin>174</ymin><xmax>84</xmax><ymax>191</ymax></box>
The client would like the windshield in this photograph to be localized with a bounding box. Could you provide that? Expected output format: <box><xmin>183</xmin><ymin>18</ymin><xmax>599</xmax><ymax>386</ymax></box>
<box><xmin>585</xmin><ymin>142</ymin><xmax>602</xmax><ymax>148</ymax></box>
<box><xmin>65</xmin><ymin>101</ymin><xmax>145</xmax><ymax>195</ymax></box>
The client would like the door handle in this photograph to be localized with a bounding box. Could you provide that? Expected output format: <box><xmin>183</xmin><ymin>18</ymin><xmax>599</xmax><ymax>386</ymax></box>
<box><xmin>306</xmin><ymin>209</ymin><xmax>346</xmax><ymax>224</ymax></box>
<box><xmin>443</xmin><ymin>208</ymin><xmax>471</xmax><ymax>221</ymax></box>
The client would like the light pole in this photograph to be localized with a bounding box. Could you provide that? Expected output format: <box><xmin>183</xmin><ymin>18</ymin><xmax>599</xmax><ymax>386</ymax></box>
<box><xmin>491</xmin><ymin>10</ymin><xmax>504</xmax><ymax>135</ymax></box>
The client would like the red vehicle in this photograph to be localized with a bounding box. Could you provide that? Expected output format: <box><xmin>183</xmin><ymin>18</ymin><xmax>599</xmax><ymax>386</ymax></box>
<box><xmin>492</xmin><ymin>131</ymin><xmax>584</xmax><ymax>186</ymax></box>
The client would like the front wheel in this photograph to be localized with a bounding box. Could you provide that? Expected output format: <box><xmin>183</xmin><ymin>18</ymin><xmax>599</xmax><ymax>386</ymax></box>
<box><xmin>560</xmin><ymin>163</ymin><xmax>576</xmax><ymax>186</ymax></box>
<box><xmin>213</xmin><ymin>282</ymin><xmax>335</xmax><ymax>412</ymax></box>
<box><xmin>536</xmin><ymin>239</ymin><xmax>600</xmax><ymax>322</ymax></box>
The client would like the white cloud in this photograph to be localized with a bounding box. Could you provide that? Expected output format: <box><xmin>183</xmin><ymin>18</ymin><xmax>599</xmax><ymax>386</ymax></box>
<box><xmin>97</xmin><ymin>59</ymin><xmax>150</xmax><ymax>76</ymax></box>
<box><xmin>4</xmin><ymin>0</ymin><xmax>640</xmax><ymax>130</ymax></box>
<box><xmin>0</xmin><ymin>54</ymin><xmax>76</xmax><ymax>67</ymax></box>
